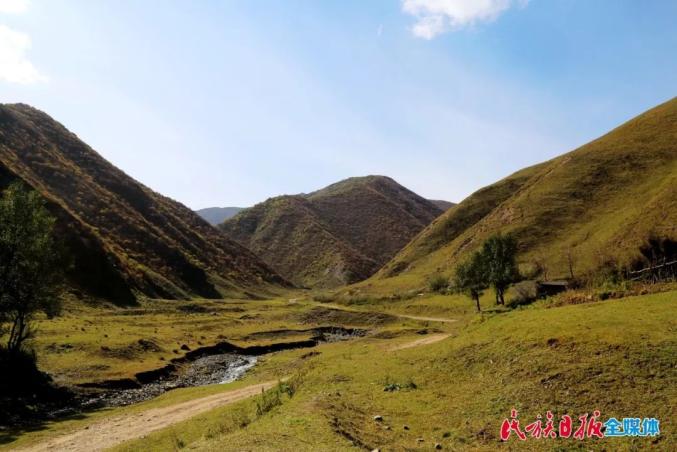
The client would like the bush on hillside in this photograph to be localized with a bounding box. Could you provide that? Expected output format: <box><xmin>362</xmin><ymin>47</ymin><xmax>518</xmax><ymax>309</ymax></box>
<box><xmin>509</xmin><ymin>281</ymin><xmax>538</xmax><ymax>306</ymax></box>
<box><xmin>427</xmin><ymin>274</ymin><xmax>449</xmax><ymax>293</ymax></box>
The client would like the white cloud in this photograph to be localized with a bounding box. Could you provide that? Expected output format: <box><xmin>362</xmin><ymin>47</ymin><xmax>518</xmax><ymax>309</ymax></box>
<box><xmin>0</xmin><ymin>0</ymin><xmax>30</xmax><ymax>15</ymax></box>
<box><xmin>402</xmin><ymin>0</ymin><xmax>528</xmax><ymax>39</ymax></box>
<box><xmin>0</xmin><ymin>25</ymin><xmax>47</xmax><ymax>84</ymax></box>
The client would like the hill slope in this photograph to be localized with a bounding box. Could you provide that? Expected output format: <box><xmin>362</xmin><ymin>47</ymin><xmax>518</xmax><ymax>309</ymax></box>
<box><xmin>369</xmin><ymin>97</ymin><xmax>677</xmax><ymax>292</ymax></box>
<box><xmin>195</xmin><ymin>207</ymin><xmax>244</xmax><ymax>225</ymax></box>
<box><xmin>0</xmin><ymin>104</ymin><xmax>288</xmax><ymax>303</ymax></box>
<box><xmin>220</xmin><ymin>176</ymin><xmax>444</xmax><ymax>287</ymax></box>
<box><xmin>428</xmin><ymin>199</ymin><xmax>456</xmax><ymax>211</ymax></box>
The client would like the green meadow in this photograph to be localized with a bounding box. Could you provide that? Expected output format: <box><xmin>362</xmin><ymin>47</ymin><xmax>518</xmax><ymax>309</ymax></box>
<box><xmin>5</xmin><ymin>289</ymin><xmax>674</xmax><ymax>451</ymax></box>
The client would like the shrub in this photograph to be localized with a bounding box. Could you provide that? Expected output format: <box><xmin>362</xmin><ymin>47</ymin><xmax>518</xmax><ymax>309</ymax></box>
<box><xmin>428</xmin><ymin>274</ymin><xmax>449</xmax><ymax>293</ymax></box>
<box><xmin>382</xmin><ymin>375</ymin><xmax>418</xmax><ymax>392</ymax></box>
<box><xmin>509</xmin><ymin>281</ymin><xmax>538</xmax><ymax>306</ymax></box>
<box><xmin>255</xmin><ymin>373</ymin><xmax>304</xmax><ymax>417</ymax></box>
<box><xmin>312</xmin><ymin>293</ymin><xmax>336</xmax><ymax>303</ymax></box>
<box><xmin>255</xmin><ymin>386</ymin><xmax>282</xmax><ymax>416</ymax></box>
<box><xmin>230</xmin><ymin>406</ymin><xmax>251</xmax><ymax>429</ymax></box>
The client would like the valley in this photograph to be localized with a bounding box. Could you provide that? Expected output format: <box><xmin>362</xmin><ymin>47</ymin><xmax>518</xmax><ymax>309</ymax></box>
<box><xmin>3</xmin><ymin>289</ymin><xmax>674</xmax><ymax>451</ymax></box>
<box><xmin>0</xmin><ymin>86</ymin><xmax>675</xmax><ymax>452</ymax></box>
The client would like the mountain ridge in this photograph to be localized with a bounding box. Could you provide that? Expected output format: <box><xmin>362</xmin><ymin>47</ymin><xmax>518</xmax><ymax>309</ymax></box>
<box><xmin>0</xmin><ymin>103</ymin><xmax>290</xmax><ymax>303</ymax></box>
<box><xmin>220</xmin><ymin>175</ymin><xmax>444</xmax><ymax>287</ymax></box>
<box><xmin>195</xmin><ymin>207</ymin><xmax>244</xmax><ymax>225</ymax></box>
<box><xmin>365</xmin><ymin>97</ymin><xmax>677</xmax><ymax>293</ymax></box>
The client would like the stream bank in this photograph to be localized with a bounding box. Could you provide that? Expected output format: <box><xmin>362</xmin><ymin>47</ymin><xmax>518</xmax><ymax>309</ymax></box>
<box><xmin>76</xmin><ymin>326</ymin><xmax>366</xmax><ymax>408</ymax></box>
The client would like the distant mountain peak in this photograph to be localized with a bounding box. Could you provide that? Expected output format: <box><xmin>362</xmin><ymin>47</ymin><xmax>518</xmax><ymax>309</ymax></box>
<box><xmin>196</xmin><ymin>206</ymin><xmax>245</xmax><ymax>225</ymax></box>
<box><xmin>220</xmin><ymin>175</ymin><xmax>444</xmax><ymax>288</ymax></box>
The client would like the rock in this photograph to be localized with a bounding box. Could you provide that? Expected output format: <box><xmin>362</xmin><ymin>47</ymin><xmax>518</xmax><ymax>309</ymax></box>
<box><xmin>384</xmin><ymin>425</ymin><xmax>391</xmax><ymax>430</ymax></box>
<box><xmin>373</xmin><ymin>415</ymin><xmax>383</xmax><ymax>422</ymax></box>
<box><xmin>371</xmin><ymin>449</ymin><xmax>380</xmax><ymax>452</ymax></box>
<box><xmin>416</xmin><ymin>437</ymin><xmax>424</xmax><ymax>442</ymax></box>
<box><xmin>435</xmin><ymin>443</ymin><xmax>442</xmax><ymax>449</ymax></box>
<box><xmin>403</xmin><ymin>425</ymin><xmax>410</xmax><ymax>430</ymax></box>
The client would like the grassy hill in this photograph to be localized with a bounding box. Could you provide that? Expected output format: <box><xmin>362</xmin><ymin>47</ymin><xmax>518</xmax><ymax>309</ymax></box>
<box><xmin>195</xmin><ymin>207</ymin><xmax>245</xmax><ymax>225</ymax></box>
<box><xmin>0</xmin><ymin>104</ymin><xmax>289</xmax><ymax>303</ymax></box>
<box><xmin>364</xmin><ymin>97</ymin><xmax>677</xmax><ymax>294</ymax></box>
<box><xmin>220</xmin><ymin>176</ymin><xmax>444</xmax><ymax>288</ymax></box>
<box><xmin>428</xmin><ymin>199</ymin><xmax>456</xmax><ymax>211</ymax></box>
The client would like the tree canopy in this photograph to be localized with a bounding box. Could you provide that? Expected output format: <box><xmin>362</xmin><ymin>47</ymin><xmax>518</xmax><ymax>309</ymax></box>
<box><xmin>453</xmin><ymin>251</ymin><xmax>488</xmax><ymax>312</ymax></box>
<box><xmin>453</xmin><ymin>233</ymin><xmax>520</xmax><ymax>311</ymax></box>
<box><xmin>480</xmin><ymin>233</ymin><xmax>520</xmax><ymax>305</ymax></box>
<box><xmin>0</xmin><ymin>182</ymin><xmax>65</xmax><ymax>353</ymax></box>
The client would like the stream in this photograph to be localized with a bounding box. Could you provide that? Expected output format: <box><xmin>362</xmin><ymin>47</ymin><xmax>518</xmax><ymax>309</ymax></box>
<box><xmin>75</xmin><ymin>326</ymin><xmax>365</xmax><ymax>409</ymax></box>
<box><xmin>81</xmin><ymin>354</ymin><xmax>259</xmax><ymax>408</ymax></box>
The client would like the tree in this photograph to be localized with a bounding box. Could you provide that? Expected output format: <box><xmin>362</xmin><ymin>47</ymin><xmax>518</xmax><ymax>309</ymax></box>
<box><xmin>481</xmin><ymin>234</ymin><xmax>520</xmax><ymax>305</ymax></box>
<box><xmin>453</xmin><ymin>251</ymin><xmax>487</xmax><ymax>312</ymax></box>
<box><xmin>0</xmin><ymin>182</ymin><xmax>64</xmax><ymax>353</ymax></box>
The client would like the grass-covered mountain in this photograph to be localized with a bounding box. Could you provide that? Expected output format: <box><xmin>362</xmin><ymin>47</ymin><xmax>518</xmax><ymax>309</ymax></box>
<box><xmin>428</xmin><ymin>199</ymin><xmax>456</xmax><ymax>211</ymax></box>
<box><xmin>220</xmin><ymin>176</ymin><xmax>445</xmax><ymax>288</ymax></box>
<box><xmin>367</xmin><ymin>97</ymin><xmax>677</xmax><ymax>293</ymax></box>
<box><xmin>0</xmin><ymin>104</ymin><xmax>289</xmax><ymax>304</ymax></box>
<box><xmin>195</xmin><ymin>207</ymin><xmax>244</xmax><ymax>225</ymax></box>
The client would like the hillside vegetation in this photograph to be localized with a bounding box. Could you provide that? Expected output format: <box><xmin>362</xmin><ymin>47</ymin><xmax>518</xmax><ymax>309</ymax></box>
<box><xmin>365</xmin><ymin>97</ymin><xmax>677</xmax><ymax>294</ymax></box>
<box><xmin>0</xmin><ymin>104</ymin><xmax>289</xmax><ymax>303</ymax></box>
<box><xmin>220</xmin><ymin>176</ymin><xmax>445</xmax><ymax>288</ymax></box>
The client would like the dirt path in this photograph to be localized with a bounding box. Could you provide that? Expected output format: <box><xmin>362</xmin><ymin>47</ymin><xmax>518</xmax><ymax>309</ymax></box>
<box><xmin>18</xmin><ymin>380</ymin><xmax>278</xmax><ymax>452</ymax></box>
<box><xmin>389</xmin><ymin>333</ymin><xmax>451</xmax><ymax>351</ymax></box>
<box><xmin>394</xmin><ymin>314</ymin><xmax>457</xmax><ymax>324</ymax></box>
<box><xmin>309</xmin><ymin>302</ymin><xmax>457</xmax><ymax>324</ymax></box>
<box><xmin>20</xmin><ymin>304</ymin><xmax>455</xmax><ymax>452</ymax></box>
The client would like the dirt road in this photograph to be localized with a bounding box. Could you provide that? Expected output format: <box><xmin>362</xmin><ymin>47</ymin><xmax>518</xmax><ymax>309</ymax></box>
<box><xmin>20</xmin><ymin>303</ymin><xmax>456</xmax><ymax>452</ymax></box>
<box><xmin>18</xmin><ymin>380</ymin><xmax>278</xmax><ymax>452</ymax></box>
<box><xmin>389</xmin><ymin>333</ymin><xmax>451</xmax><ymax>351</ymax></box>
<box><xmin>394</xmin><ymin>314</ymin><xmax>457</xmax><ymax>323</ymax></box>
<box><xmin>310</xmin><ymin>301</ymin><xmax>457</xmax><ymax>324</ymax></box>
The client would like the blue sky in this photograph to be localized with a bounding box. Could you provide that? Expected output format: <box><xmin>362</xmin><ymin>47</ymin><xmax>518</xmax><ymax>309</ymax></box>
<box><xmin>1</xmin><ymin>0</ymin><xmax>675</xmax><ymax>209</ymax></box>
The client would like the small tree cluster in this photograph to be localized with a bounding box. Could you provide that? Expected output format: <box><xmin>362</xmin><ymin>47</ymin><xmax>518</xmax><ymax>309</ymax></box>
<box><xmin>453</xmin><ymin>252</ymin><xmax>486</xmax><ymax>312</ymax></box>
<box><xmin>0</xmin><ymin>182</ymin><xmax>65</xmax><ymax>353</ymax></box>
<box><xmin>453</xmin><ymin>234</ymin><xmax>520</xmax><ymax>312</ymax></box>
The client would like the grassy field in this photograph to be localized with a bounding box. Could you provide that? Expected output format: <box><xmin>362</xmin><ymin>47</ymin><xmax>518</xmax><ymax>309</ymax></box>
<box><xmin>28</xmin><ymin>296</ymin><xmax>428</xmax><ymax>385</ymax></box>
<box><xmin>5</xmin><ymin>289</ymin><xmax>674</xmax><ymax>451</ymax></box>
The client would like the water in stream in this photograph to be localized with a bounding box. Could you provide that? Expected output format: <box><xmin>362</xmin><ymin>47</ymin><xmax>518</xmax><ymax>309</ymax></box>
<box><xmin>79</xmin><ymin>327</ymin><xmax>365</xmax><ymax>409</ymax></box>
<box><xmin>83</xmin><ymin>354</ymin><xmax>257</xmax><ymax>408</ymax></box>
